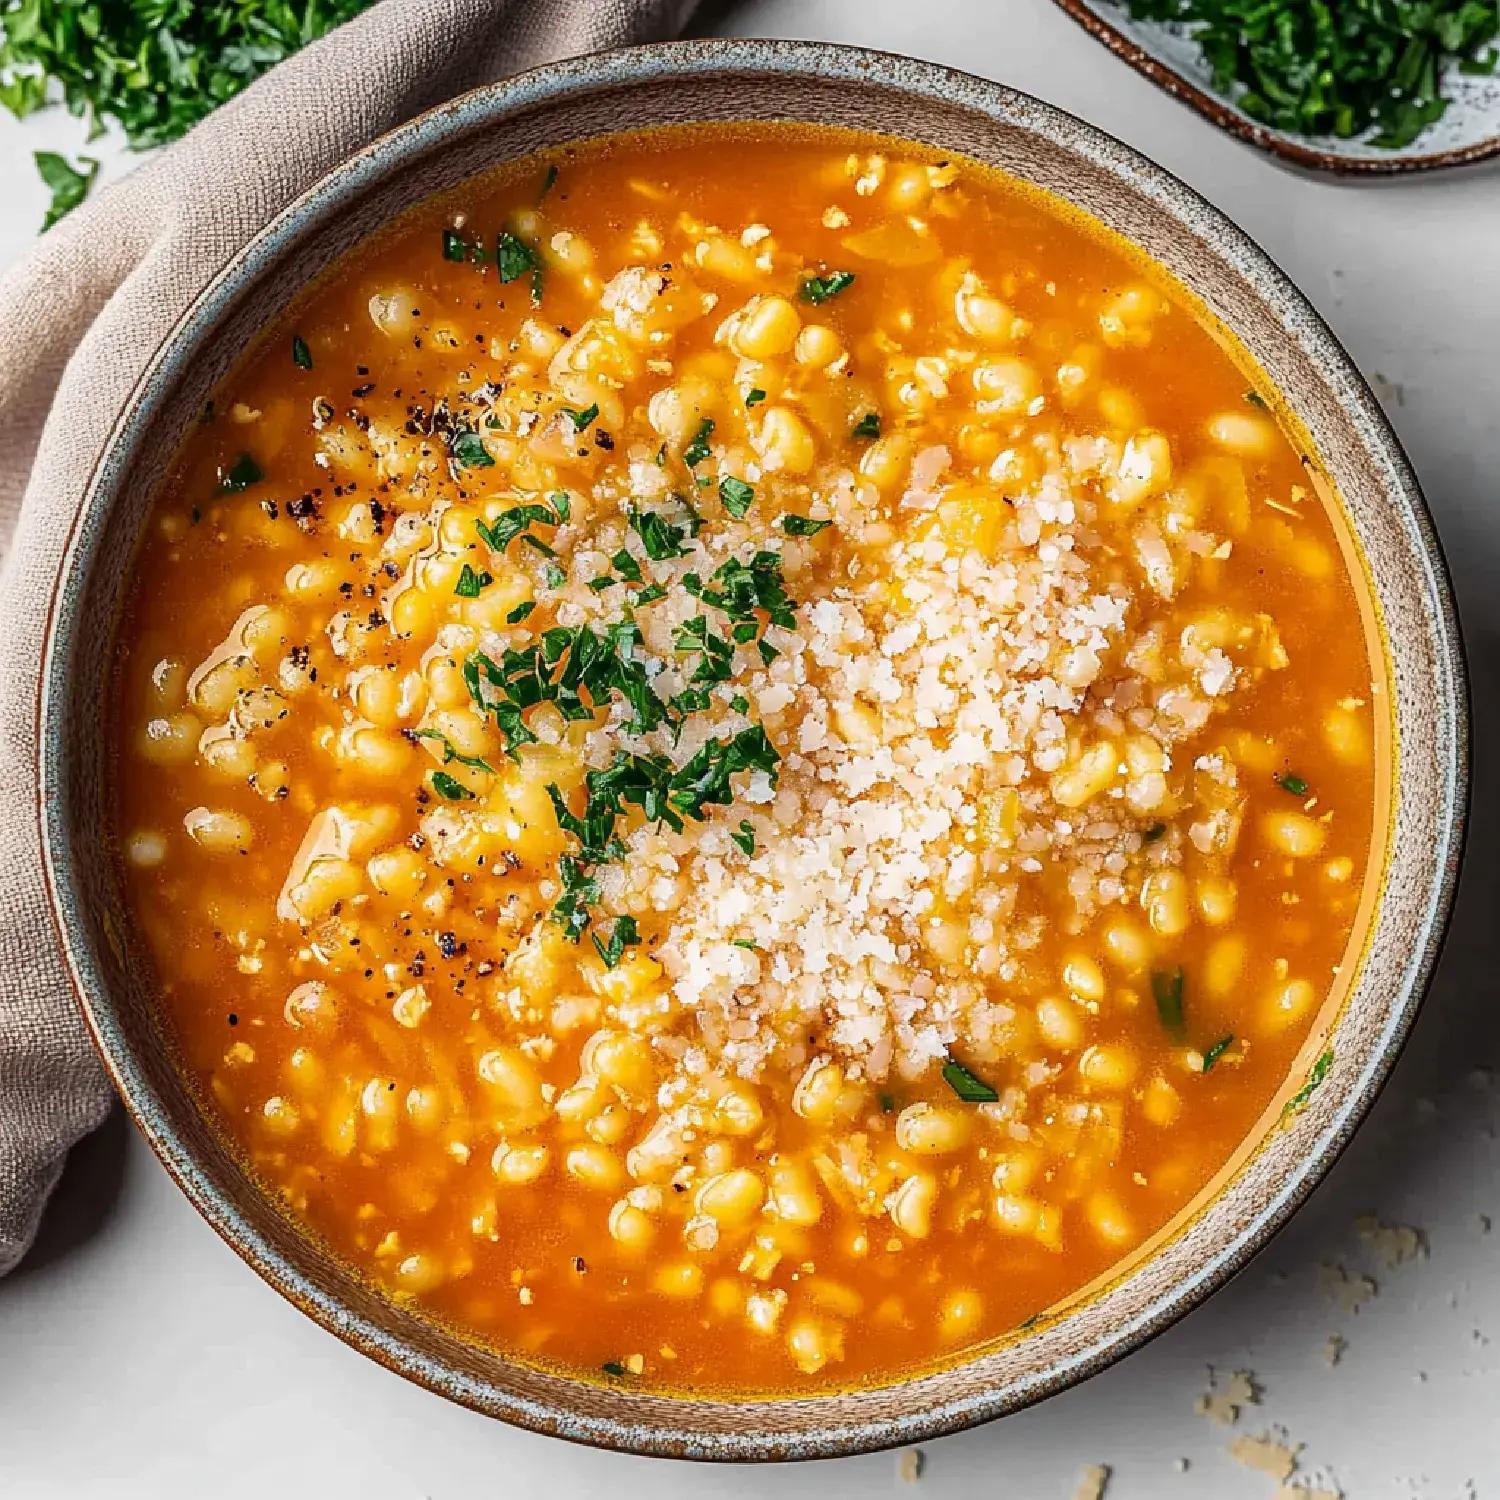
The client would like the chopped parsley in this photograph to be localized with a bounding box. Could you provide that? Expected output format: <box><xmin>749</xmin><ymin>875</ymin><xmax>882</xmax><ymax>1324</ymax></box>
<box><xmin>682</xmin><ymin>417</ymin><xmax>715</xmax><ymax>468</ymax></box>
<box><xmin>684</xmin><ymin>551</ymin><xmax>799</xmax><ymax>637</ymax></box>
<box><xmin>611</xmin><ymin>549</ymin><xmax>643</xmax><ymax>585</ymax></box>
<box><xmin>35</xmin><ymin>150</ymin><xmax>97</xmax><ymax>231</ymax></box>
<box><xmin>449</xmin><ymin>427</ymin><xmax>495</xmax><ymax>469</ymax></box>
<box><xmin>1120</xmin><ymin>0</ymin><xmax>1500</xmax><ymax>149</ymax></box>
<box><xmin>800</xmin><ymin>269</ymin><xmax>856</xmax><ymax>304</ymax></box>
<box><xmin>544</xmin><ymin>563</ymin><xmax>567</xmax><ymax>590</ymax></box>
<box><xmin>745</xmin><ymin>388</ymin><xmax>767</xmax><ymax>408</ymax></box>
<box><xmin>219</xmin><ymin>453</ymin><xmax>263</xmax><ymax>493</ymax></box>
<box><xmin>591</xmin><ymin>914</ymin><xmax>641</xmax><ymax>971</ymax></box>
<box><xmin>544</xmin><ymin>727</ymin><xmax>780</xmax><ymax>937</ymax></box>
<box><xmin>630</xmin><ymin>507</ymin><xmax>691</xmax><ymax>561</ymax></box>
<box><xmin>475</xmin><ymin>496</ymin><xmax>567</xmax><ymax>553</ymax></box>
<box><xmin>539</xmin><ymin>163</ymin><xmax>559</xmax><ymax>200</ymax></box>
<box><xmin>631</xmin><ymin>583</ymin><xmax>668</xmax><ymax>606</ymax></box>
<box><xmin>562</xmin><ymin>403</ymin><xmax>599</xmax><ymax>431</ymax></box>
<box><xmin>732</xmin><ymin>938</ymin><xmax>758</xmax><ymax>950</ymax></box>
<box><xmin>731</xmin><ymin>820</ymin><xmax>756</xmax><ymax>856</ymax></box>
<box><xmin>1285</xmin><ymin>1048</ymin><xmax>1335</xmax><ymax>1116</ymax></box>
<box><xmin>600</xmin><ymin>1360</ymin><xmax>627</xmax><ymax>1378</ymax></box>
<box><xmin>507</xmin><ymin>601</ymin><xmax>537</xmax><ymax>624</ymax></box>
<box><xmin>454</xmin><ymin>564</ymin><xmax>492</xmax><ymax>598</ymax></box>
<box><xmin>430</xmin><ymin>769</ymin><xmax>474</xmax><ymax>801</ymax></box>
<box><xmin>442</xmin><ymin>227</ymin><xmax>467</xmax><ymax>262</ymax></box>
<box><xmin>1277</xmin><ymin>772</ymin><xmax>1310</xmax><ymax>796</ymax></box>
<box><xmin>719</xmin><ymin>475</ymin><xmax>755</xmax><ymax>519</ymax></box>
<box><xmin>291</xmin><ymin>335</ymin><xmax>313</xmax><ymax>370</ymax></box>
<box><xmin>942</xmin><ymin>1058</ymin><xmax>999</xmax><ymax>1104</ymax></box>
<box><xmin>5</xmin><ymin>5</ymin><xmax>377</xmax><ymax>226</ymax></box>
<box><xmin>1153</xmin><ymin>967</ymin><xmax>1186</xmax><ymax>1031</ymax></box>
<box><xmin>1246</xmin><ymin>389</ymin><xmax>1269</xmax><ymax>409</ymax></box>
<box><xmin>780</xmin><ymin>513</ymin><xmax>831</xmax><ymax>536</ymax></box>
<box><xmin>852</xmin><ymin>411</ymin><xmax>881</xmax><ymax>439</ymax></box>
<box><xmin>497</xmin><ymin>230</ymin><xmax>540</xmax><ymax>284</ymax></box>
<box><xmin>411</xmin><ymin>730</ymin><xmax>493</xmax><ymax>774</ymax></box>
<box><xmin>1202</xmin><ymin>1034</ymin><xmax>1235</xmax><ymax>1072</ymax></box>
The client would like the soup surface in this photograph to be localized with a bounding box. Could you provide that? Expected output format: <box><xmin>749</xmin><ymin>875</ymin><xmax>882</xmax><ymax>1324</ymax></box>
<box><xmin>114</xmin><ymin>126</ymin><xmax>1381</xmax><ymax>1393</ymax></box>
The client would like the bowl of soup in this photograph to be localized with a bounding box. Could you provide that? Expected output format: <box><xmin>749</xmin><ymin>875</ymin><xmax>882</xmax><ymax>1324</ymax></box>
<box><xmin>38</xmin><ymin>39</ymin><xmax>1465</xmax><ymax>1459</ymax></box>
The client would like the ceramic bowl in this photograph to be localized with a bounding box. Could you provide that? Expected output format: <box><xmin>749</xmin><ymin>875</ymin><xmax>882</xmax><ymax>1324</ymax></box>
<box><xmin>37</xmin><ymin>39</ymin><xmax>1467</xmax><ymax>1461</ymax></box>
<box><xmin>1052</xmin><ymin>0</ymin><xmax>1500</xmax><ymax>175</ymax></box>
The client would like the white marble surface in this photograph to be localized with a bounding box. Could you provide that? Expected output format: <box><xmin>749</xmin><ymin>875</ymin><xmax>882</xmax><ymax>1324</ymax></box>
<box><xmin>4</xmin><ymin>1</ymin><xmax>1500</xmax><ymax>1495</ymax></box>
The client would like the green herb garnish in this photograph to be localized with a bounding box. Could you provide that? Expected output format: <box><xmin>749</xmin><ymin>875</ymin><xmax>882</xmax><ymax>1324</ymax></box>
<box><xmin>732</xmin><ymin>938</ymin><xmax>758</xmax><ymax>950</ymax></box>
<box><xmin>562</xmin><ymin>403</ymin><xmax>599</xmax><ymax>431</ymax></box>
<box><xmin>1285</xmin><ymin>1048</ymin><xmax>1335</xmax><ymax>1116</ymax></box>
<box><xmin>1246</xmin><ymin>390</ymin><xmax>1269</xmax><ymax>409</ymax></box>
<box><xmin>1202</xmin><ymin>1035</ymin><xmax>1235</xmax><ymax>1072</ymax></box>
<box><xmin>291</xmin><ymin>335</ymin><xmax>313</xmax><ymax>370</ymax></box>
<box><xmin>942</xmin><ymin>1058</ymin><xmax>999</xmax><ymax>1104</ymax></box>
<box><xmin>719</xmin><ymin>476</ymin><xmax>755</xmax><ymax>519</ymax></box>
<box><xmin>411</xmin><ymin>730</ymin><xmax>494</xmax><ymax>774</ymax></box>
<box><xmin>1153</xmin><ymin>967</ymin><xmax>1185</xmax><ymax>1030</ymax></box>
<box><xmin>746</xmin><ymin>388</ymin><xmax>767</xmax><ymax>408</ymax></box>
<box><xmin>631</xmin><ymin>583</ymin><xmax>668</xmax><ymax>606</ymax></box>
<box><xmin>454</xmin><ymin>564</ymin><xmax>492</xmax><ymax>598</ymax></box>
<box><xmin>34</xmin><ymin>151</ymin><xmax>97</xmax><ymax>231</ymax></box>
<box><xmin>507</xmin><ymin>601</ymin><xmax>537</xmax><ymax>624</ymax></box>
<box><xmin>852</xmin><ymin>411</ymin><xmax>881</xmax><ymax>439</ymax></box>
<box><xmin>682</xmin><ymin>418</ymin><xmax>715</xmax><ymax>468</ymax></box>
<box><xmin>592</xmin><ymin>914</ymin><xmax>640</xmax><ymax>970</ymax></box>
<box><xmin>539</xmin><ymin>163</ymin><xmax>559</xmax><ymax>200</ymax></box>
<box><xmin>611</xmin><ymin>549</ymin><xmax>643</xmax><ymax>585</ymax></box>
<box><xmin>780</xmin><ymin>514</ymin><xmax>831</xmax><ymax>536</ymax></box>
<box><xmin>1278</xmin><ymin>772</ymin><xmax>1310</xmax><ymax>796</ymax></box>
<box><xmin>800</xmin><ymin>269</ymin><xmax>856</xmax><ymax>304</ymax></box>
<box><xmin>600</xmin><ymin>1360</ymin><xmax>627</xmax><ymax>1377</ymax></box>
<box><xmin>475</xmin><ymin>498</ymin><xmax>566</xmax><ymax>553</ymax></box>
<box><xmin>219</xmin><ymin>453</ymin><xmax>262</xmax><ymax>493</ymax></box>
<box><xmin>544</xmin><ymin>563</ymin><xmax>567</xmax><ymax>590</ymax></box>
<box><xmin>1118</xmin><ymin>0</ymin><xmax>1500</xmax><ymax>150</ymax></box>
<box><xmin>430</xmin><ymin>769</ymin><xmax>474</xmax><ymax>801</ymax></box>
<box><xmin>497</xmin><ymin>230</ymin><xmax>540</xmax><ymax>284</ymax></box>
<box><xmin>629</xmin><ymin>508</ymin><xmax>690</xmax><ymax>561</ymax></box>
<box><xmin>442</xmin><ymin>227</ymin><xmax>468</xmax><ymax>262</ymax></box>
<box><xmin>450</xmin><ymin>428</ymin><xmax>494</xmax><ymax>469</ymax></box>
<box><xmin>731</xmin><ymin>820</ymin><xmax>756</xmax><ymax>856</ymax></box>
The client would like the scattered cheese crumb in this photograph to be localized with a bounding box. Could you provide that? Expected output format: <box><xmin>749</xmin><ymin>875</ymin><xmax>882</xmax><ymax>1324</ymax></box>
<box><xmin>1195</xmin><ymin>1367</ymin><xmax>1260</xmax><ymax>1425</ymax></box>
<box><xmin>1318</xmin><ymin>1261</ymin><xmax>1376</xmax><ymax>1313</ymax></box>
<box><xmin>896</xmin><ymin>1448</ymin><xmax>924</xmax><ymax>1482</ymax></box>
<box><xmin>1072</xmin><ymin>1463</ymin><xmax>1110</xmax><ymax>1500</ymax></box>
<box><xmin>1229</xmin><ymin>1431</ymin><xmax>1300</xmax><ymax>1482</ymax></box>
<box><xmin>1320</xmin><ymin>1332</ymin><xmax>1347</xmax><ymax>1367</ymax></box>
<box><xmin>1354</xmin><ymin>1214</ymin><xmax>1427</xmax><ymax>1270</ymax></box>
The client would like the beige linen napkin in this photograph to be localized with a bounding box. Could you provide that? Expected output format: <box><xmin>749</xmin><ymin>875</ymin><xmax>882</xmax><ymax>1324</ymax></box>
<box><xmin>0</xmin><ymin>0</ymin><xmax>696</xmax><ymax>1278</ymax></box>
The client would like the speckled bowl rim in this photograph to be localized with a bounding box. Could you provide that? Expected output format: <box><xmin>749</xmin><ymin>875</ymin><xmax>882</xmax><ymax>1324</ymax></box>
<box><xmin>1050</xmin><ymin>0</ymin><xmax>1500</xmax><ymax>176</ymax></box>
<box><xmin>37</xmin><ymin>39</ymin><xmax>1468</xmax><ymax>1461</ymax></box>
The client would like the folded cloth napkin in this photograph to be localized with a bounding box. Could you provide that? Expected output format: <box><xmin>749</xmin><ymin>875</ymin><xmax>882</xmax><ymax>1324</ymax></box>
<box><xmin>0</xmin><ymin>0</ymin><xmax>696</xmax><ymax>1278</ymax></box>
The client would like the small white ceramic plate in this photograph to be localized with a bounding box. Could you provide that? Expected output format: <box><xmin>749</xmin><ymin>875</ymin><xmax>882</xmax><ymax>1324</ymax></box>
<box><xmin>1054</xmin><ymin>0</ymin><xmax>1500</xmax><ymax>174</ymax></box>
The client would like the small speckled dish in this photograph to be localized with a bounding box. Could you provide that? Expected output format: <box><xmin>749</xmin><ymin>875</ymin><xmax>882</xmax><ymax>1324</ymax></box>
<box><xmin>38</xmin><ymin>39</ymin><xmax>1466</xmax><ymax>1461</ymax></box>
<box><xmin>1053</xmin><ymin>0</ymin><xmax>1500</xmax><ymax>174</ymax></box>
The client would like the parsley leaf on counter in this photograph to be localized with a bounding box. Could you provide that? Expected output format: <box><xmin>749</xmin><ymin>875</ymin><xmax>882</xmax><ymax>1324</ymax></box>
<box><xmin>35</xmin><ymin>151</ymin><xmax>97</xmax><ymax>230</ymax></box>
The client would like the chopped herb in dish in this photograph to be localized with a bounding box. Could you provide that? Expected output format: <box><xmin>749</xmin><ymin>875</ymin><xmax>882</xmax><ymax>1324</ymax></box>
<box><xmin>1117</xmin><ymin>0</ymin><xmax>1500</xmax><ymax>149</ymax></box>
